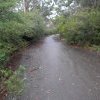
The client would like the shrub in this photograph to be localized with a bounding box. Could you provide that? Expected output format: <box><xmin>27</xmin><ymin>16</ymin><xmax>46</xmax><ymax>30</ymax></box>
<box><xmin>5</xmin><ymin>65</ymin><xmax>26</xmax><ymax>95</ymax></box>
<box><xmin>55</xmin><ymin>9</ymin><xmax>100</xmax><ymax>46</ymax></box>
<box><xmin>0</xmin><ymin>65</ymin><xmax>26</xmax><ymax>98</ymax></box>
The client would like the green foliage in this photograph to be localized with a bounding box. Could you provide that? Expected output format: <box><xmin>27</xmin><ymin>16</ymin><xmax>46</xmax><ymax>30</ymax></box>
<box><xmin>0</xmin><ymin>65</ymin><xmax>26</xmax><ymax>97</ymax></box>
<box><xmin>0</xmin><ymin>67</ymin><xmax>13</xmax><ymax>82</ymax></box>
<box><xmin>5</xmin><ymin>65</ymin><xmax>26</xmax><ymax>95</ymax></box>
<box><xmin>91</xmin><ymin>45</ymin><xmax>100</xmax><ymax>52</ymax></box>
<box><xmin>55</xmin><ymin>9</ymin><xmax>100</xmax><ymax>46</ymax></box>
<box><xmin>0</xmin><ymin>42</ymin><xmax>18</xmax><ymax>65</ymax></box>
<box><xmin>0</xmin><ymin>1</ymin><xmax>46</xmax><ymax>95</ymax></box>
<box><xmin>45</xmin><ymin>29</ymin><xmax>56</xmax><ymax>35</ymax></box>
<box><xmin>0</xmin><ymin>0</ymin><xmax>46</xmax><ymax>65</ymax></box>
<box><xmin>0</xmin><ymin>0</ymin><xmax>16</xmax><ymax>11</ymax></box>
<box><xmin>20</xmin><ymin>10</ymin><xmax>45</xmax><ymax>40</ymax></box>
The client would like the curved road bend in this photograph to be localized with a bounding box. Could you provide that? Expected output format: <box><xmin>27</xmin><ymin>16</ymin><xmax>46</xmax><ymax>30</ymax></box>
<box><xmin>7</xmin><ymin>35</ymin><xmax>100</xmax><ymax>100</ymax></box>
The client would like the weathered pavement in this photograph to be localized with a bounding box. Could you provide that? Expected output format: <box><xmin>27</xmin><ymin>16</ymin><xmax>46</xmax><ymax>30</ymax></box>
<box><xmin>7</xmin><ymin>35</ymin><xmax>100</xmax><ymax>100</ymax></box>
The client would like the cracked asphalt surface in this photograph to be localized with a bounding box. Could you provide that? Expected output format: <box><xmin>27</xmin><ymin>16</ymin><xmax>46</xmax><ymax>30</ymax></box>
<box><xmin>6</xmin><ymin>35</ymin><xmax>100</xmax><ymax>100</ymax></box>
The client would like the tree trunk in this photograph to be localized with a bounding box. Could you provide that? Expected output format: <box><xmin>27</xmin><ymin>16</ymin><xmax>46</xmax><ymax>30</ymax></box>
<box><xmin>23</xmin><ymin>0</ymin><xmax>29</xmax><ymax>12</ymax></box>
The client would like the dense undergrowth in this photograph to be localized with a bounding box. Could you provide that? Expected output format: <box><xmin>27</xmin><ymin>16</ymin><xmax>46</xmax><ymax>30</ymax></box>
<box><xmin>55</xmin><ymin>8</ymin><xmax>100</xmax><ymax>50</ymax></box>
<box><xmin>0</xmin><ymin>0</ymin><xmax>46</xmax><ymax>95</ymax></box>
<box><xmin>0</xmin><ymin>11</ymin><xmax>45</xmax><ymax>65</ymax></box>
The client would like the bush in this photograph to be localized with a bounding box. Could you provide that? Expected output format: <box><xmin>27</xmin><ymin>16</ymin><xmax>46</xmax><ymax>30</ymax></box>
<box><xmin>19</xmin><ymin>10</ymin><xmax>46</xmax><ymax>41</ymax></box>
<box><xmin>0</xmin><ymin>1</ymin><xmax>46</xmax><ymax>91</ymax></box>
<box><xmin>5</xmin><ymin>65</ymin><xmax>26</xmax><ymax>95</ymax></box>
<box><xmin>0</xmin><ymin>9</ymin><xmax>46</xmax><ymax>65</ymax></box>
<box><xmin>55</xmin><ymin>9</ymin><xmax>100</xmax><ymax>46</ymax></box>
<box><xmin>0</xmin><ymin>65</ymin><xmax>26</xmax><ymax>98</ymax></box>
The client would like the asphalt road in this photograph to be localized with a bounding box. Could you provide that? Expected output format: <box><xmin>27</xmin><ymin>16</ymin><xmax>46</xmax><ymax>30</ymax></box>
<box><xmin>7</xmin><ymin>35</ymin><xmax>100</xmax><ymax>100</ymax></box>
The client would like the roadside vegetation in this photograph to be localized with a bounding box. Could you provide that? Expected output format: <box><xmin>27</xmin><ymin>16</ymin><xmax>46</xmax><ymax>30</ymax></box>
<box><xmin>54</xmin><ymin>0</ymin><xmax>100</xmax><ymax>52</ymax></box>
<box><xmin>0</xmin><ymin>0</ymin><xmax>100</xmax><ymax>98</ymax></box>
<box><xmin>0</xmin><ymin>4</ymin><xmax>45</xmax><ymax>65</ymax></box>
<box><xmin>0</xmin><ymin>0</ymin><xmax>46</xmax><ymax>96</ymax></box>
